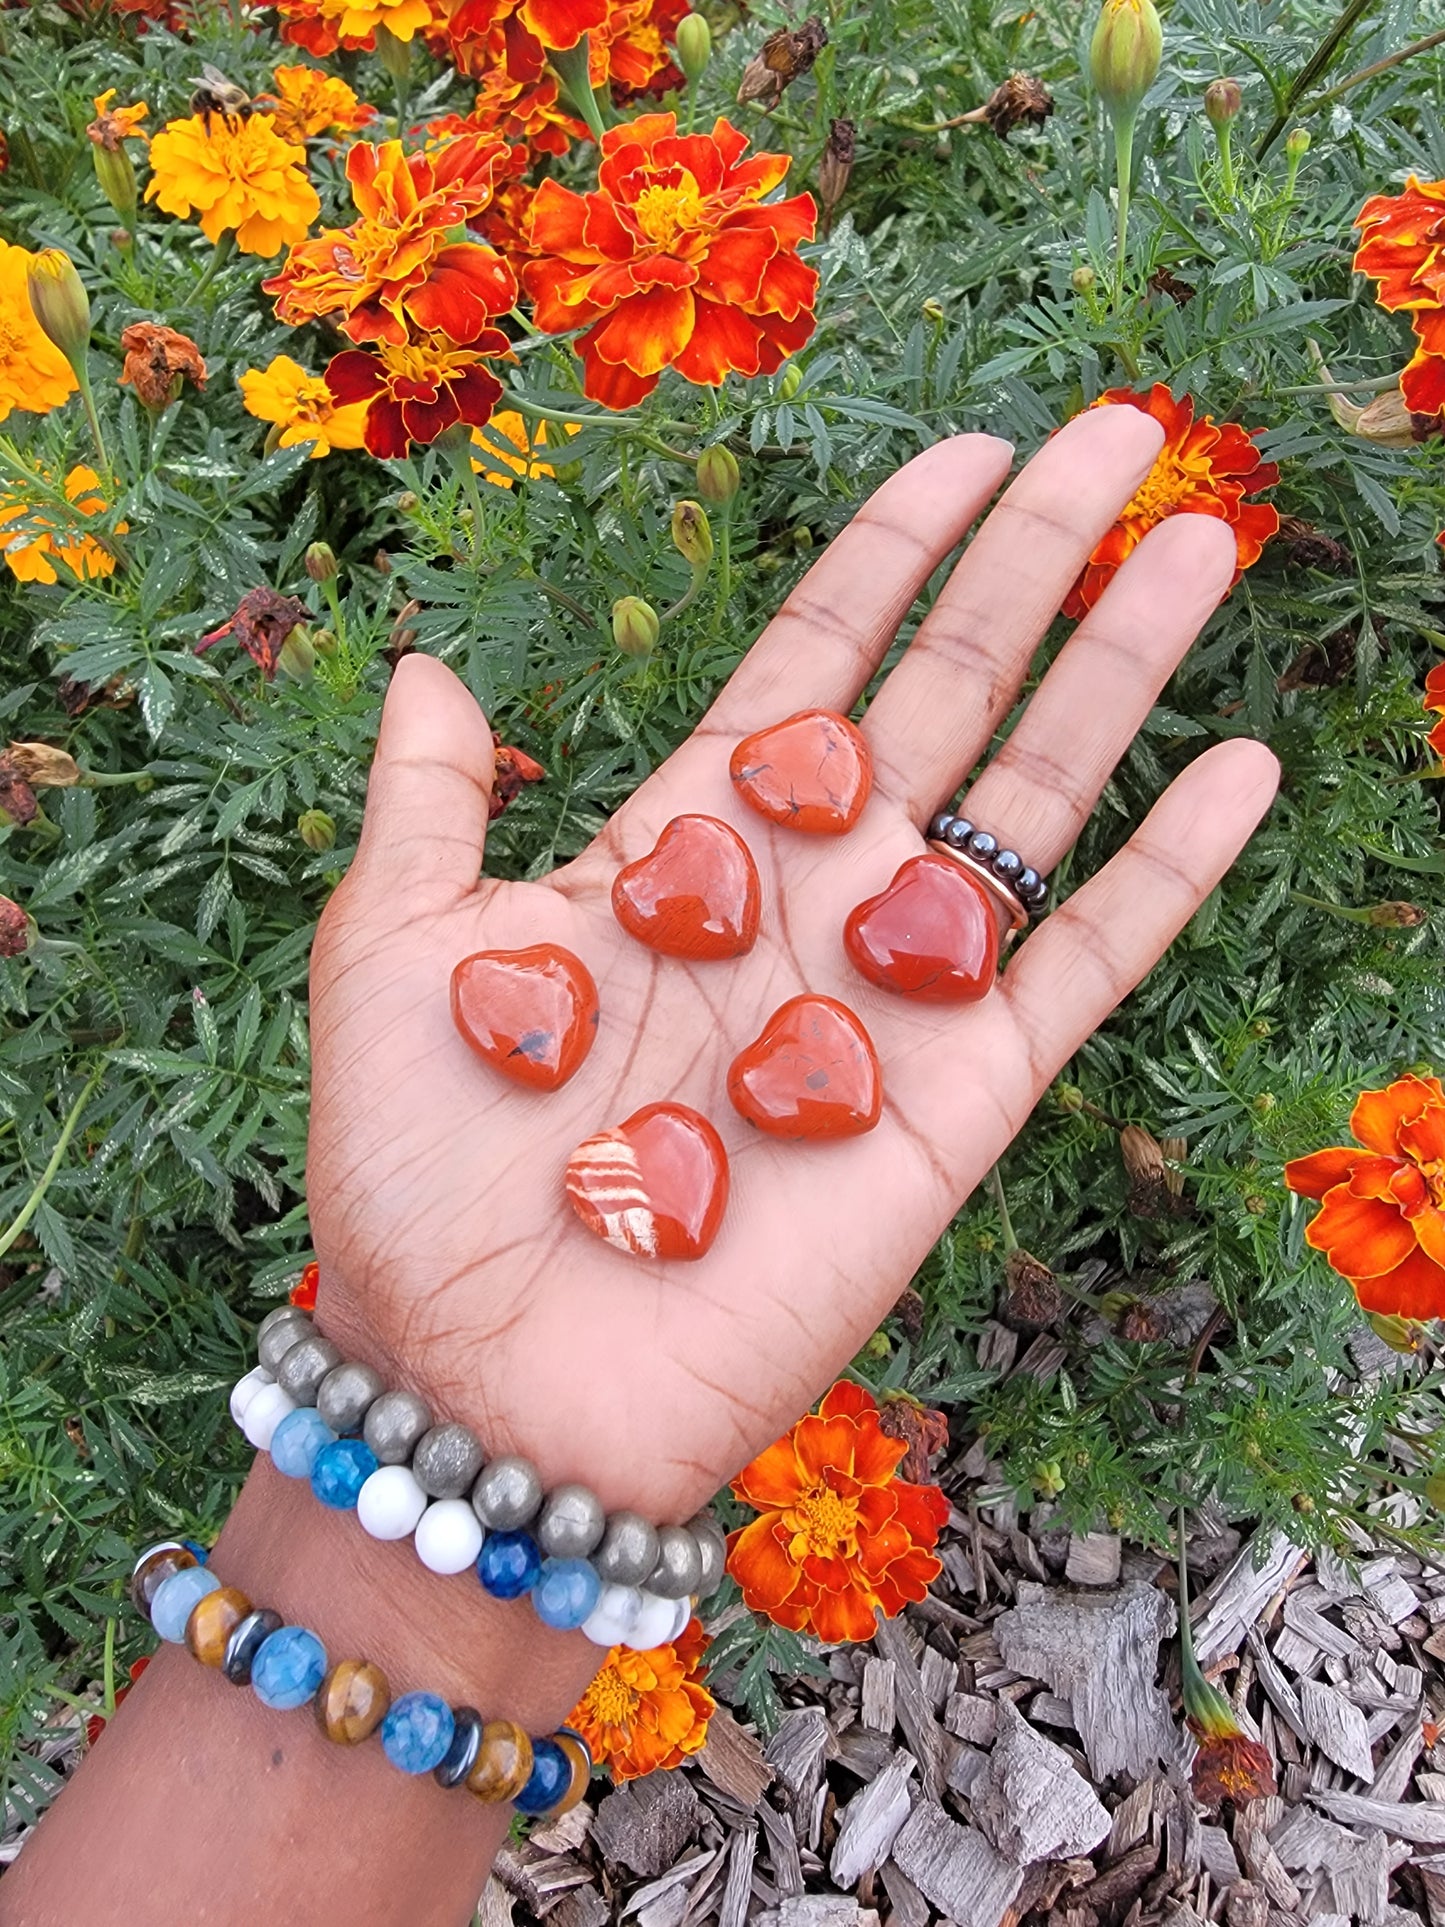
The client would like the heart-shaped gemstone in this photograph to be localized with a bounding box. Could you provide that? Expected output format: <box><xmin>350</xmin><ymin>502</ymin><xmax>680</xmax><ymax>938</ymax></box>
<box><xmin>565</xmin><ymin>1103</ymin><xmax>728</xmax><ymax>1261</ymax></box>
<box><xmin>612</xmin><ymin>815</ymin><xmax>760</xmax><ymax>960</ymax></box>
<box><xmin>730</xmin><ymin>710</ymin><xmax>872</xmax><ymax>835</ymax></box>
<box><xmin>844</xmin><ymin>853</ymin><xmax>998</xmax><ymax>1002</ymax></box>
<box><xmin>451</xmin><ymin>944</ymin><xmax>599</xmax><ymax>1091</ymax></box>
<box><xmin>728</xmin><ymin>995</ymin><xmax>881</xmax><ymax>1140</ymax></box>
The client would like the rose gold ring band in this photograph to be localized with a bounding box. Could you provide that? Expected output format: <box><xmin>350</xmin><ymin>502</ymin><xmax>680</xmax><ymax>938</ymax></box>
<box><xmin>926</xmin><ymin>840</ymin><xmax>1030</xmax><ymax>935</ymax></box>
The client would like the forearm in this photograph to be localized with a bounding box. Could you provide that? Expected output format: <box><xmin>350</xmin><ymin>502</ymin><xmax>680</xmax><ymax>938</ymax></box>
<box><xmin>3</xmin><ymin>1456</ymin><xmax>600</xmax><ymax>1927</ymax></box>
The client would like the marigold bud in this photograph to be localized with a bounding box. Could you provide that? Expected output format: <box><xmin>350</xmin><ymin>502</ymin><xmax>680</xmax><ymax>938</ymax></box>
<box><xmin>921</xmin><ymin>297</ymin><xmax>946</xmax><ymax>323</ymax></box>
<box><xmin>1365</xmin><ymin>1310</ymin><xmax>1425</xmax><ymax>1354</ymax></box>
<box><xmin>396</xmin><ymin>490</ymin><xmax>420</xmax><ymax>514</ymax></box>
<box><xmin>312</xmin><ymin>627</ymin><xmax>339</xmax><ymax>660</ymax></box>
<box><xmin>1424</xmin><ymin>1468</ymin><xmax>1445</xmax><ymax>1511</ymax></box>
<box><xmin>675</xmin><ymin>11</ymin><xmax>711</xmax><ymax>81</ymax></box>
<box><xmin>7</xmin><ymin>741</ymin><xmax>81</xmax><ymax>787</ymax></box>
<box><xmin>1070</xmin><ymin>266</ymin><xmax>1096</xmax><ymax>294</ymax></box>
<box><xmin>1285</xmin><ymin>126</ymin><xmax>1310</xmax><ymax>159</ymax></box>
<box><xmin>778</xmin><ymin>362</ymin><xmax>802</xmax><ymax>402</ymax></box>
<box><xmin>277</xmin><ymin>625</ymin><xmax>316</xmax><ymax>682</ymax></box>
<box><xmin>305</xmin><ymin>542</ymin><xmax>339</xmax><ymax>584</ymax></box>
<box><xmin>612</xmin><ymin>595</ymin><xmax>660</xmax><ymax>658</ymax></box>
<box><xmin>92</xmin><ymin>143</ymin><xmax>138</xmax><ymax>228</ymax></box>
<box><xmin>0</xmin><ymin>894</ymin><xmax>35</xmax><ymax>957</ymax></box>
<box><xmin>297</xmin><ymin>809</ymin><xmax>336</xmax><ymax>853</ymax></box>
<box><xmin>1204</xmin><ymin>77</ymin><xmax>1241</xmax><ymax>126</ymax></box>
<box><xmin>374</xmin><ymin>21</ymin><xmax>412</xmax><ymax>83</ymax></box>
<box><xmin>26</xmin><ymin>249</ymin><xmax>92</xmax><ymax>368</ymax></box>
<box><xmin>1089</xmin><ymin>0</ymin><xmax>1163</xmax><ymax>120</ymax></box>
<box><xmin>696</xmin><ymin>444</ymin><xmax>740</xmax><ymax>505</ymax></box>
<box><xmin>671</xmin><ymin>499</ymin><xmax>714</xmax><ymax>570</ymax></box>
<box><xmin>1032</xmin><ymin>1459</ymin><xmax>1065</xmax><ymax>1498</ymax></box>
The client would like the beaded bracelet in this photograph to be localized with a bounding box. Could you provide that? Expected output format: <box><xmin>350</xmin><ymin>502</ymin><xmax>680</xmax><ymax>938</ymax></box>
<box><xmin>130</xmin><ymin>1541</ymin><xmax>591</xmax><ymax>1816</ymax></box>
<box><xmin>231</xmin><ymin>1306</ymin><xmax>725</xmax><ymax>1653</ymax></box>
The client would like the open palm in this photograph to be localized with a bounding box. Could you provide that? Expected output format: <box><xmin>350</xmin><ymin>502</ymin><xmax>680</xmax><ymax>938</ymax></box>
<box><xmin>306</xmin><ymin>407</ymin><xmax>1278</xmax><ymax>1526</ymax></box>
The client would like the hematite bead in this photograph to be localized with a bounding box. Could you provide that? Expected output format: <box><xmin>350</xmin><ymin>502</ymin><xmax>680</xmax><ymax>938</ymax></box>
<box><xmin>222</xmin><ymin>1608</ymin><xmax>283</xmax><ymax>1685</ymax></box>
<box><xmin>533</xmin><ymin>1558</ymin><xmax>601</xmax><ymax>1630</ymax></box>
<box><xmin>1015</xmin><ymin>867</ymin><xmax>1040</xmax><ymax>895</ymax></box>
<box><xmin>592</xmin><ymin>1512</ymin><xmax>658</xmax><ymax>1588</ymax></box>
<box><xmin>966</xmin><ymin>830</ymin><xmax>998</xmax><ymax>862</ymax></box>
<box><xmin>314</xmin><ymin>1658</ymin><xmax>390</xmax><ymax>1743</ymax></box>
<box><xmin>185</xmin><ymin>1585</ymin><xmax>251</xmax><ymax>1667</ymax></box>
<box><xmin>471</xmin><ymin>1455</ymin><xmax>542</xmax><ymax>1531</ymax></box>
<box><xmin>466</xmin><ymin>1720</ymin><xmax>533</xmax><ymax>1803</ymax></box>
<box><xmin>434</xmin><ymin>1706</ymin><xmax>484</xmax><ymax>1788</ymax></box>
<box><xmin>252</xmin><ymin>1625</ymin><xmax>327</xmax><ymax>1711</ymax></box>
<box><xmin>1019</xmin><ymin>877</ymin><xmax>1049</xmax><ymax>908</ymax></box>
<box><xmin>413</xmin><ymin>1423</ymin><xmax>485</xmax><ymax>1500</ymax></box>
<box><xmin>270</xmin><ymin>1407</ymin><xmax>336</xmax><ymax>1479</ymax></box>
<box><xmin>381</xmin><ymin>1692</ymin><xmax>455</xmax><ymax>1775</ymax></box>
<box><xmin>316</xmin><ymin>1360</ymin><xmax>385</xmax><ymax>1435</ymax></box>
<box><xmin>992</xmin><ymin>848</ymin><xmax>1023</xmax><ymax>881</ymax></box>
<box><xmin>258</xmin><ymin>1309</ymin><xmax>313</xmax><ymax>1375</ymax></box>
<box><xmin>275</xmin><ymin>1333</ymin><xmax>343</xmax><ymax>1405</ymax></box>
<box><xmin>647</xmin><ymin>1525</ymin><xmax>703</xmax><ymax>1600</ymax></box>
<box><xmin>536</xmin><ymin>1484</ymin><xmax>606</xmax><ymax>1560</ymax></box>
<box><xmin>927</xmin><ymin>811</ymin><xmax>953</xmax><ymax>841</ymax></box>
<box><xmin>363</xmin><ymin>1389</ymin><xmax>432</xmax><ymax>1466</ymax></box>
<box><xmin>514</xmin><ymin>1738</ymin><xmax>572</xmax><ymax>1816</ymax></box>
<box><xmin>944</xmin><ymin>817</ymin><xmax>974</xmax><ymax>850</ymax></box>
<box><xmin>477</xmin><ymin>1529</ymin><xmax>542</xmax><ymax>1599</ymax></box>
<box><xmin>151</xmin><ymin>1564</ymin><xmax>221</xmax><ymax>1642</ymax></box>
<box><xmin>129</xmin><ymin>1541</ymin><xmax>197</xmax><ymax>1615</ymax></box>
<box><xmin>310</xmin><ymin>1437</ymin><xmax>378</xmax><ymax>1510</ymax></box>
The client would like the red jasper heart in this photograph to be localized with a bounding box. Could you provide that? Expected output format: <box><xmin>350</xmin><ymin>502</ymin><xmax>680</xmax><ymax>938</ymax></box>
<box><xmin>451</xmin><ymin>944</ymin><xmax>599</xmax><ymax>1092</ymax></box>
<box><xmin>565</xmin><ymin>1103</ymin><xmax>729</xmax><ymax>1262</ymax></box>
<box><xmin>844</xmin><ymin>853</ymin><xmax>998</xmax><ymax>1002</ymax></box>
<box><xmin>728</xmin><ymin>996</ymin><xmax>881</xmax><ymax>1140</ymax></box>
<box><xmin>612</xmin><ymin>815</ymin><xmax>760</xmax><ymax>960</ymax></box>
<box><xmin>730</xmin><ymin>710</ymin><xmax>873</xmax><ymax>835</ymax></box>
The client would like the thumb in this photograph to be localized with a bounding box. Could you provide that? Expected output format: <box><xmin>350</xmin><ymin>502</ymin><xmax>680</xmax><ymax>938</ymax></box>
<box><xmin>351</xmin><ymin>654</ymin><xmax>495</xmax><ymax>907</ymax></box>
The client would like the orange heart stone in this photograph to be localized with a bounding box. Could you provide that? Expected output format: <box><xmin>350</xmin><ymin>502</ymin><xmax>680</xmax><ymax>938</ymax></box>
<box><xmin>451</xmin><ymin>944</ymin><xmax>599</xmax><ymax>1092</ymax></box>
<box><xmin>844</xmin><ymin>853</ymin><xmax>998</xmax><ymax>1001</ymax></box>
<box><xmin>728</xmin><ymin>995</ymin><xmax>881</xmax><ymax>1140</ymax></box>
<box><xmin>612</xmin><ymin>815</ymin><xmax>760</xmax><ymax>960</ymax></box>
<box><xmin>565</xmin><ymin>1103</ymin><xmax>728</xmax><ymax>1261</ymax></box>
<box><xmin>730</xmin><ymin>710</ymin><xmax>873</xmax><ymax>835</ymax></box>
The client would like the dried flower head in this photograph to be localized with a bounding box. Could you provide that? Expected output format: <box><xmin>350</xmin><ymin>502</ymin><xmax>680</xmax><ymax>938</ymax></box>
<box><xmin>119</xmin><ymin>322</ymin><xmax>207</xmax><ymax>408</ymax></box>
<box><xmin>199</xmin><ymin>586</ymin><xmax>310</xmax><ymax>679</ymax></box>
<box><xmin>965</xmin><ymin>73</ymin><xmax>1054</xmax><ymax>140</ymax></box>
<box><xmin>737</xmin><ymin>16</ymin><xmax>827</xmax><ymax>110</ymax></box>
<box><xmin>1001</xmin><ymin>1247</ymin><xmax>1063</xmax><ymax>1329</ymax></box>
<box><xmin>0</xmin><ymin>893</ymin><xmax>35</xmax><ymax>956</ymax></box>
<box><xmin>88</xmin><ymin>90</ymin><xmax>149</xmax><ymax>151</ymax></box>
<box><xmin>818</xmin><ymin>117</ymin><xmax>855</xmax><ymax>224</ymax></box>
<box><xmin>489</xmin><ymin>735</ymin><xmax>547</xmax><ymax>819</ymax></box>
<box><xmin>6</xmin><ymin>742</ymin><xmax>80</xmax><ymax>787</ymax></box>
<box><xmin>0</xmin><ymin>759</ymin><xmax>39</xmax><ymax>828</ymax></box>
<box><xmin>876</xmin><ymin>1393</ymin><xmax>951</xmax><ymax>1485</ymax></box>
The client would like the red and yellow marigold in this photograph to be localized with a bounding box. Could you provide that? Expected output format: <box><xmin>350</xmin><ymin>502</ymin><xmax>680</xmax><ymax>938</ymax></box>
<box><xmin>728</xmin><ymin>1379</ymin><xmax>948</xmax><ymax>1645</ymax></box>
<box><xmin>523</xmin><ymin>113</ymin><xmax>817</xmax><ymax>409</ymax></box>
<box><xmin>265</xmin><ymin>135</ymin><xmax>516</xmax><ymax>346</ymax></box>
<box><xmin>0</xmin><ymin>239</ymin><xmax>77</xmax><ymax>420</ymax></box>
<box><xmin>1425</xmin><ymin>662</ymin><xmax>1445</xmax><ymax>761</ymax></box>
<box><xmin>261</xmin><ymin>65</ymin><xmax>376</xmax><ymax>143</ymax></box>
<box><xmin>430</xmin><ymin>62</ymin><xmax>585</xmax><ymax>158</ymax></box>
<box><xmin>276</xmin><ymin>0</ymin><xmax>440</xmax><ymax>53</ymax></box>
<box><xmin>145</xmin><ymin>111</ymin><xmax>320</xmax><ymax>257</ymax></box>
<box><xmin>1063</xmin><ymin>384</ymin><xmax>1279</xmax><ymax>617</ymax></box>
<box><xmin>1285</xmin><ymin>1074</ymin><xmax>1445</xmax><ymax>1321</ymax></box>
<box><xmin>567</xmin><ymin>1615</ymin><xmax>714</xmax><ymax>1783</ymax></box>
<box><xmin>0</xmin><ymin>465</ymin><xmax>121</xmax><ymax>586</ymax></box>
<box><xmin>238</xmin><ymin>353</ymin><xmax>371</xmax><ymax>457</ymax></box>
<box><xmin>326</xmin><ymin>329</ymin><xmax>510</xmax><ymax>458</ymax></box>
<box><xmin>1354</xmin><ymin>176</ymin><xmax>1445</xmax><ymax>423</ymax></box>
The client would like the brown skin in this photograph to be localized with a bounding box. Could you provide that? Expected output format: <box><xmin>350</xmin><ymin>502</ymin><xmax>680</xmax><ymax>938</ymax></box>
<box><xmin>2</xmin><ymin>413</ymin><xmax>1278</xmax><ymax>1925</ymax></box>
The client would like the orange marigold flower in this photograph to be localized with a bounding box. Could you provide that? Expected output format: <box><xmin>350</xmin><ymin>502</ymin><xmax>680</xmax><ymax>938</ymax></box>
<box><xmin>1183</xmin><ymin>1670</ymin><xmax>1276</xmax><ymax>1809</ymax></box>
<box><xmin>326</xmin><ymin>329</ymin><xmax>510</xmax><ymax>458</ymax></box>
<box><xmin>1354</xmin><ymin>176</ymin><xmax>1445</xmax><ymax>423</ymax></box>
<box><xmin>276</xmin><ymin>0</ymin><xmax>440</xmax><ymax>52</ymax></box>
<box><xmin>261</xmin><ymin>65</ymin><xmax>376</xmax><ymax>143</ymax></box>
<box><xmin>523</xmin><ymin>113</ymin><xmax>817</xmax><ymax>410</ymax></box>
<box><xmin>435</xmin><ymin>0</ymin><xmax>607</xmax><ymax>77</ymax></box>
<box><xmin>145</xmin><ymin>111</ymin><xmax>320</xmax><ymax>258</ymax></box>
<box><xmin>1063</xmin><ymin>384</ymin><xmax>1279</xmax><ymax>617</ymax></box>
<box><xmin>238</xmin><ymin>352</ymin><xmax>370</xmax><ymax>457</ymax></box>
<box><xmin>1285</xmin><ymin>1074</ymin><xmax>1445</xmax><ymax>1320</ymax></box>
<box><xmin>597</xmin><ymin>0</ymin><xmax>687</xmax><ymax>99</ymax></box>
<box><xmin>728</xmin><ymin>1379</ymin><xmax>948</xmax><ymax>1645</ymax></box>
<box><xmin>568</xmin><ymin>1614</ymin><xmax>714</xmax><ymax>1782</ymax></box>
<box><xmin>0</xmin><ymin>466</ymin><xmax>122</xmax><ymax>586</ymax></box>
<box><xmin>119</xmin><ymin>321</ymin><xmax>207</xmax><ymax>408</ymax></box>
<box><xmin>431</xmin><ymin>60</ymin><xmax>585</xmax><ymax>157</ymax></box>
<box><xmin>88</xmin><ymin>89</ymin><xmax>149</xmax><ymax>149</ymax></box>
<box><xmin>290</xmin><ymin>1261</ymin><xmax>320</xmax><ymax>1311</ymax></box>
<box><xmin>0</xmin><ymin>240</ymin><xmax>77</xmax><ymax>421</ymax></box>
<box><xmin>112</xmin><ymin>0</ymin><xmax>189</xmax><ymax>27</ymax></box>
<box><xmin>264</xmin><ymin>135</ymin><xmax>516</xmax><ymax>347</ymax></box>
<box><xmin>470</xmin><ymin>408</ymin><xmax>570</xmax><ymax>484</ymax></box>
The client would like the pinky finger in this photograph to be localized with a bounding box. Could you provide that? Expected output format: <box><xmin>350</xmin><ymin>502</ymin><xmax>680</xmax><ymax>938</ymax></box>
<box><xmin>999</xmin><ymin>739</ymin><xmax>1279</xmax><ymax>1070</ymax></box>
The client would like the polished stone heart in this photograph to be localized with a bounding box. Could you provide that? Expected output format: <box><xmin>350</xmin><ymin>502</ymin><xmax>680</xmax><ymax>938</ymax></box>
<box><xmin>728</xmin><ymin>995</ymin><xmax>881</xmax><ymax>1140</ymax></box>
<box><xmin>612</xmin><ymin>815</ymin><xmax>760</xmax><ymax>960</ymax></box>
<box><xmin>730</xmin><ymin>709</ymin><xmax>873</xmax><ymax>835</ymax></box>
<box><xmin>565</xmin><ymin>1103</ymin><xmax>728</xmax><ymax>1261</ymax></box>
<box><xmin>844</xmin><ymin>853</ymin><xmax>998</xmax><ymax>1002</ymax></box>
<box><xmin>451</xmin><ymin>944</ymin><xmax>599</xmax><ymax>1091</ymax></box>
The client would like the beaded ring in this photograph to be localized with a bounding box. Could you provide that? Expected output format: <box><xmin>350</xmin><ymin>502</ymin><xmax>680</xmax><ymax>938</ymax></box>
<box><xmin>926</xmin><ymin>811</ymin><xmax>1050</xmax><ymax>922</ymax></box>
<box><xmin>130</xmin><ymin>1541</ymin><xmax>592</xmax><ymax>1816</ymax></box>
<box><xmin>231</xmin><ymin>1308</ymin><xmax>726</xmax><ymax>1653</ymax></box>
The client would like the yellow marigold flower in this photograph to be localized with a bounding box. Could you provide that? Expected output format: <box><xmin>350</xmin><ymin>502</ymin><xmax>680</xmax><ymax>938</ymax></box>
<box><xmin>319</xmin><ymin>0</ymin><xmax>438</xmax><ymax>44</ymax></box>
<box><xmin>0</xmin><ymin>240</ymin><xmax>78</xmax><ymax>421</ymax></box>
<box><xmin>88</xmin><ymin>90</ymin><xmax>149</xmax><ymax>148</ymax></box>
<box><xmin>0</xmin><ymin>466</ymin><xmax>122</xmax><ymax>585</ymax></box>
<box><xmin>145</xmin><ymin>111</ymin><xmax>320</xmax><ymax>258</ymax></box>
<box><xmin>469</xmin><ymin>409</ymin><xmax>571</xmax><ymax>485</ymax></box>
<box><xmin>262</xmin><ymin>65</ymin><xmax>376</xmax><ymax>142</ymax></box>
<box><xmin>237</xmin><ymin>352</ymin><xmax>369</xmax><ymax>457</ymax></box>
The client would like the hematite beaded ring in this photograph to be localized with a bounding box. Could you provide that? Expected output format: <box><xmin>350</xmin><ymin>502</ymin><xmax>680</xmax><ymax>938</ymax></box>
<box><xmin>131</xmin><ymin>1543</ymin><xmax>591</xmax><ymax>1818</ymax></box>
<box><xmin>231</xmin><ymin>1313</ymin><xmax>725</xmax><ymax>1652</ymax></box>
<box><xmin>927</xmin><ymin>811</ymin><xmax>1050</xmax><ymax>928</ymax></box>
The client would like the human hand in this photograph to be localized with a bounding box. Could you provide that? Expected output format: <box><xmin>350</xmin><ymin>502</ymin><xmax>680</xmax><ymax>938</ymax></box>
<box><xmin>306</xmin><ymin>405</ymin><xmax>1278</xmax><ymax>1524</ymax></box>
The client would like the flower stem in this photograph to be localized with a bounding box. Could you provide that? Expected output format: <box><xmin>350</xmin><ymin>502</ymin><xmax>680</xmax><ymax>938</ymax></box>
<box><xmin>549</xmin><ymin>39</ymin><xmax>607</xmax><ymax>145</ymax></box>
<box><xmin>72</xmin><ymin>360</ymin><xmax>110</xmax><ymax>478</ymax></box>
<box><xmin>190</xmin><ymin>232</ymin><xmax>235</xmax><ymax>306</ymax></box>
<box><xmin>986</xmin><ymin>1164</ymin><xmax>1018</xmax><ymax>1253</ymax></box>
<box><xmin>1255</xmin><ymin>0</ymin><xmax>1380</xmax><ymax>156</ymax></box>
<box><xmin>1111</xmin><ymin>109</ymin><xmax>1136</xmax><ymax>310</ymax></box>
<box><xmin>0</xmin><ymin>1065</ymin><xmax>105</xmax><ymax>1262</ymax></box>
<box><xmin>1311</xmin><ymin>26</ymin><xmax>1445</xmax><ymax>107</ymax></box>
<box><xmin>1216</xmin><ymin>121</ymin><xmax>1236</xmax><ymax>199</ymax></box>
<box><xmin>447</xmin><ymin>438</ymin><xmax>487</xmax><ymax>560</ymax></box>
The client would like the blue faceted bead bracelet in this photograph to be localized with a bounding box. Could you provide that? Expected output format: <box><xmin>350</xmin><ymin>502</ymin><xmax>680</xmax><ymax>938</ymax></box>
<box><xmin>130</xmin><ymin>1540</ymin><xmax>593</xmax><ymax>1819</ymax></box>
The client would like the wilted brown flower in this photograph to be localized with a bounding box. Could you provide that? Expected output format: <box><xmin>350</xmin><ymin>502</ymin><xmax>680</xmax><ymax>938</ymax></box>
<box><xmin>198</xmin><ymin>586</ymin><xmax>308</xmax><ymax>679</ymax></box>
<box><xmin>6</xmin><ymin>741</ymin><xmax>80</xmax><ymax>786</ymax></box>
<box><xmin>1120</xmin><ymin>1125</ymin><xmax>1188</xmax><ymax>1218</ymax></box>
<box><xmin>1274</xmin><ymin>515</ymin><xmax>1351</xmax><ymax>574</ymax></box>
<box><xmin>1001</xmin><ymin>1247</ymin><xmax>1063</xmax><ymax>1329</ymax></box>
<box><xmin>1114</xmin><ymin>1296</ymin><xmax>1166</xmax><ymax>1342</ymax></box>
<box><xmin>1147</xmin><ymin>266</ymin><xmax>1196</xmax><ymax>305</ymax></box>
<box><xmin>961</xmin><ymin>72</ymin><xmax>1054</xmax><ymax>140</ymax></box>
<box><xmin>0</xmin><ymin>757</ymin><xmax>38</xmax><ymax>827</ymax></box>
<box><xmin>818</xmin><ymin>118</ymin><xmax>854</xmax><ymax>229</ymax></box>
<box><xmin>877</xmin><ymin>1393</ymin><xmax>951</xmax><ymax>1485</ymax></box>
<box><xmin>1367</xmin><ymin>900</ymin><xmax>1427</xmax><ymax>928</ymax></box>
<box><xmin>1190</xmin><ymin>1728</ymin><xmax>1277</xmax><ymax>1809</ymax></box>
<box><xmin>0</xmin><ymin>894</ymin><xmax>34</xmax><ymax>956</ymax></box>
<box><xmin>490</xmin><ymin>736</ymin><xmax>547</xmax><ymax>820</ymax></box>
<box><xmin>57</xmin><ymin>673</ymin><xmax>133</xmax><ymax>717</ymax></box>
<box><xmin>737</xmin><ymin>16</ymin><xmax>827</xmax><ymax>110</ymax></box>
<box><xmin>119</xmin><ymin>322</ymin><xmax>207</xmax><ymax>409</ymax></box>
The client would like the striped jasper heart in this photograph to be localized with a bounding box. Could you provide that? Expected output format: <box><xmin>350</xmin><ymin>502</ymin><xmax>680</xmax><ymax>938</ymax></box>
<box><xmin>564</xmin><ymin>1102</ymin><xmax>729</xmax><ymax>1262</ymax></box>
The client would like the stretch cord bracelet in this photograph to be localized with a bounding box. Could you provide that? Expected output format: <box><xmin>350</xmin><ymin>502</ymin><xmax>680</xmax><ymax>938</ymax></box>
<box><xmin>130</xmin><ymin>1540</ymin><xmax>592</xmax><ymax>1816</ymax></box>
<box><xmin>231</xmin><ymin>1306</ymin><xmax>725</xmax><ymax>1653</ymax></box>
